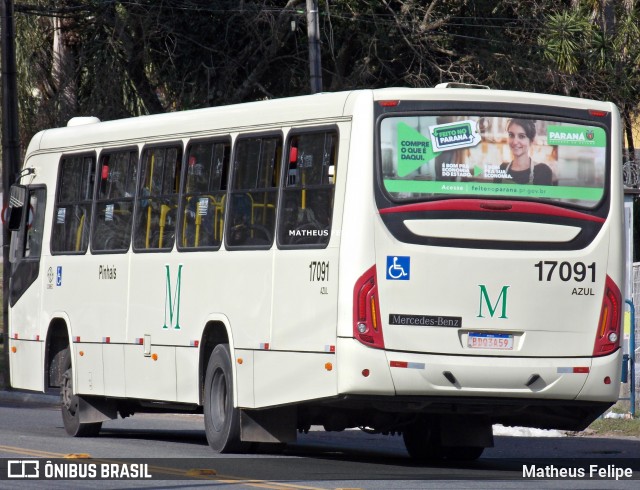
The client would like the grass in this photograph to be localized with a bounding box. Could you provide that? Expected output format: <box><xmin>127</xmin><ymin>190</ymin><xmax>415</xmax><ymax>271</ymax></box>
<box><xmin>579</xmin><ymin>401</ymin><xmax>640</xmax><ymax>437</ymax></box>
<box><xmin>586</xmin><ymin>418</ymin><xmax>640</xmax><ymax>437</ymax></box>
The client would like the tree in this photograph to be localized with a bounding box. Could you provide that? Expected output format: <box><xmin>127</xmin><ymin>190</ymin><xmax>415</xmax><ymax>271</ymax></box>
<box><xmin>9</xmin><ymin>0</ymin><xmax>640</xmax><ymax>156</ymax></box>
<box><xmin>319</xmin><ymin>0</ymin><xmax>469</xmax><ymax>90</ymax></box>
<box><xmin>537</xmin><ymin>1</ymin><xmax>640</xmax><ymax>152</ymax></box>
<box><xmin>449</xmin><ymin>0</ymin><xmax>551</xmax><ymax>91</ymax></box>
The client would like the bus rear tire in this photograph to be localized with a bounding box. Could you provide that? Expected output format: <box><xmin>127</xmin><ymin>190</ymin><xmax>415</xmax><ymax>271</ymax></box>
<box><xmin>442</xmin><ymin>445</ymin><xmax>485</xmax><ymax>461</ymax></box>
<box><xmin>203</xmin><ymin>344</ymin><xmax>249</xmax><ymax>453</ymax></box>
<box><xmin>402</xmin><ymin>418</ymin><xmax>443</xmax><ymax>461</ymax></box>
<box><xmin>60</xmin><ymin>348</ymin><xmax>102</xmax><ymax>437</ymax></box>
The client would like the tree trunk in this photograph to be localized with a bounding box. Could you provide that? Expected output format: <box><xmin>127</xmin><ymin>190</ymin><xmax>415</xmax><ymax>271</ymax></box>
<box><xmin>52</xmin><ymin>15</ymin><xmax>78</xmax><ymax>124</ymax></box>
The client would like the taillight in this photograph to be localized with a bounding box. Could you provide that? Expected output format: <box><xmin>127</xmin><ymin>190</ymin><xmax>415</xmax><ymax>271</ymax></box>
<box><xmin>593</xmin><ymin>275</ymin><xmax>622</xmax><ymax>356</ymax></box>
<box><xmin>588</xmin><ymin>109</ymin><xmax>608</xmax><ymax>117</ymax></box>
<box><xmin>353</xmin><ymin>265</ymin><xmax>385</xmax><ymax>349</ymax></box>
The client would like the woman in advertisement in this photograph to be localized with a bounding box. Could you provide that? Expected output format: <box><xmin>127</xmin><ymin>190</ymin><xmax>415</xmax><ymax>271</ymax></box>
<box><xmin>501</xmin><ymin>119</ymin><xmax>553</xmax><ymax>185</ymax></box>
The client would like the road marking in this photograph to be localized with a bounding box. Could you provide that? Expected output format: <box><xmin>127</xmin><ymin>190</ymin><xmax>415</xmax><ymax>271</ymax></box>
<box><xmin>0</xmin><ymin>444</ymin><xmax>329</xmax><ymax>489</ymax></box>
<box><xmin>0</xmin><ymin>444</ymin><xmax>61</xmax><ymax>458</ymax></box>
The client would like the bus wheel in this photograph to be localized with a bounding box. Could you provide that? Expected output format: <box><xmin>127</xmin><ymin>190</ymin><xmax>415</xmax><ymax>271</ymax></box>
<box><xmin>60</xmin><ymin>348</ymin><xmax>102</xmax><ymax>437</ymax></box>
<box><xmin>203</xmin><ymin>344</ymin><xmax>249</xmax><ymax>453</ymax></box>
<box><xmin>402</xmin><ymin>418</ymin><xmax>443</xmax><ymax>461</ymax></box>
<box><xmin>443</xmin><ymin>445</ymin><xmax>485</xmax><ymax>461</ymax></box>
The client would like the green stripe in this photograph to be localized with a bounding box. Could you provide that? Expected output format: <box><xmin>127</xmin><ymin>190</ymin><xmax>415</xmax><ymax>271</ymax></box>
<box><xmin>383</xmin><ymin>179</ymin><xmax>604</xmax><ymax>201</ymax></box>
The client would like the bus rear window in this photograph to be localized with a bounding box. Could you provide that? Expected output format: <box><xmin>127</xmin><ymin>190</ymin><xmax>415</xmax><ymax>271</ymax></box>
<box><xmin>380</xmin><ymin>114</ymin><xmax>607</xmax><ymax>208</ymax></box>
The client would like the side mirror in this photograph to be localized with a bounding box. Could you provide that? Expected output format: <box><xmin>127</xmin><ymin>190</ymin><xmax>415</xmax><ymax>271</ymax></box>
<box><xmin>7</xmin><ymin>184</ymin><xmax>27</xmax><ymax>231</ymax></box>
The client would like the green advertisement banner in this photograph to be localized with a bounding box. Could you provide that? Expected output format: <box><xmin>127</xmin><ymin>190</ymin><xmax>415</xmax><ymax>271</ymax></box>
<box><xmin>397</xmin><ymin>123</ymin><xmax>440</xmax><ymax>177</ymax></box>
<box><xmin>429</xmin><ymin>120</ymin><xmax>481</xmax><ymax>152</ymax></box>
<box><xmin>546</xmin><ymin>125</ymin><xmax>606</xmax><ymax>147</ymax></box>
<box><xmin>383</xmin><ymin>179</ymin><xmax>604</xmax><ymax>201</ymax></box>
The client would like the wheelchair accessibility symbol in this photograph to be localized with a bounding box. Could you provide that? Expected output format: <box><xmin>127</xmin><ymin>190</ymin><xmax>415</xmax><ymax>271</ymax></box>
<box><xmin>386</xmin><ymin>256</ymin><xmax>410</xmax><ymax>280</ymax></box>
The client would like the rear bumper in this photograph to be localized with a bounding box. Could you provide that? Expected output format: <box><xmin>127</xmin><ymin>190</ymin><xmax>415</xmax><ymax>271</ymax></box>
<box><xmin>336</xmin><ymin>337</ymin><xmax>621</xmax><ymax>428</ymax></box>
<box><xmin>316</xmin><ymin>393</ymin><xmax>612</xmax><ymax>431</ymax></box>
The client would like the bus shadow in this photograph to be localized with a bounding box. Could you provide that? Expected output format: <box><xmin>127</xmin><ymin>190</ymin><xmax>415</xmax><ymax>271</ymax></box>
<box><xmin>90</xmin><ymin>427</ymin><xmax>211</xmax><ymax>447</ymax></box>
<box><xmin>64</xmin><ymin>426</ymin><xmax>640</xmax><ymax>482</ymax></box>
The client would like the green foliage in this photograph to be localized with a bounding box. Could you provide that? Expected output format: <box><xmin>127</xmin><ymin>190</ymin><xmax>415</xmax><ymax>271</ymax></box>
<box><xmin>539</xmin><ymin>10</ymin><xmax>591</xmax><ymax>74</ymax></box>
<box><xmin>318</xmin><ymin>0</ymin><xmax>469</xmax><ymax>89</ymax></box>
<box><xmin>9</xmin><ymin>0</ymin><xmax>640</xmax><ymax>152</ymax></box>
<box><xmin>536</xmin><ymin>1</ymin><xmax>640</xmax><ymax>149</ymax></box>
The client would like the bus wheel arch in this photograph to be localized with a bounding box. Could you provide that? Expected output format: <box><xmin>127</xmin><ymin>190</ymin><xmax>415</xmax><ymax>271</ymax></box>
<box><xmin>45</xmin><ymin>318</ymin><xmax>71</xmax><ymax>392</ymax></box>
<box><xmin>44</xmin><ymin>317</ymin><xmax>115</xmax><ymax>436</ymax></box>
<box><xmin>199</xmin><ymin>320</ymin><xmax>232</xmax><ymax>404</ymax></box>
<box><xmin>59</xmin><ymin>346</ymin><xmax>103</xmax><ymax>437</ymax></box>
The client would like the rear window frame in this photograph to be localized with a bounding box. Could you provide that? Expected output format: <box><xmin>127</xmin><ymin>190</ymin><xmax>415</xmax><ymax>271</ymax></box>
<box><xmin>374</xmin><ymin>101</ymin><xmax>612</xmax><ymax>220</ymax></box>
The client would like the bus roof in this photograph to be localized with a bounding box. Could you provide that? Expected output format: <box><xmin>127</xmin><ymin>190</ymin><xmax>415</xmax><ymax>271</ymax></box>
<box><xmin>25</xmin><ymin>87</ymin><xmax>617</xmax><ymax>156</ymax></box>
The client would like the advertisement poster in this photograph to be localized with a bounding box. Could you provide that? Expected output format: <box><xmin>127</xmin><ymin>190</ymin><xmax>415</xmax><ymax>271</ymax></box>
<box><xmin>381</xmin><ymin>115</ymin><xmax>607</xmax><ymax>208</ymax></box>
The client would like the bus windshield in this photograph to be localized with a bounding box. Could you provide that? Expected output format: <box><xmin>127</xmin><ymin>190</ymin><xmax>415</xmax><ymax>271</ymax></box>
<box><xmin>380</xmin><ymin>114</ymin><xmax>608</xmax><ymax>209</ymax></box>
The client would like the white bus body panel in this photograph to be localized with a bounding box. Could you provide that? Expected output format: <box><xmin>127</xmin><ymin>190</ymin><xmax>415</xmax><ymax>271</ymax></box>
<box><xmin>9</xmin><ymin>154</ymin><xmax>53</xmax><ymax>392</ymax></box>
<box><xmin>103</xmin><ymin>344</ymin><xmax>126</xmax><ymax>397</ymax></box>
<box><xmin>253</xmin><ymin>351</ymin><xmax>337</xmax><ymax>407</ymax></box>
<box><xmin>124</xmin><ymin>345</ymin><xmax>177</xmax><ymax>401</ymax></box>
<box><xmin>335</xmin><ymin>92</ymin><xmax>377</xmax><ymax>341</ymax></box>
<box><xmin>268</xmin><ymin>122</ymin><xmax>350</xmax><ymax>355</ymax></box>
<box><xmin>385</xmin><ymin>351</ymin><xmax>602</xmax><ymax>399</ymax></box>
<box><xmin>234</xmin><ymin>349</ymin><xmax>255</xmax><ymax>408</ymax></box>
<box><xmin>176</xmin><ymin>347</ymin><xmax>200</xmax><ymax>402</ymax></box>
<box><xmin>9</xmin><ymin>340</ymin><xmax>43</xmax><ymax>391</ymax></box>
<box><xmin>75</xmin><ymin>343</ymin><xmax>105</xmax><ymax>395</ymax></box>
<box><xmin>374</xmin><ymin>226</ymin><xmax>610</xmax><ymax>357</ymax></box>
<box><xmin>336</xmin><ymin>340</ymin><xmax>621</xmax><ymax>402</ymax></box>
<box><xmin>336</xmin><ymin>338</ymin><xmax>396</xmax><ymax>395</ymax></box>
<box><xmin>577</xmin><ymin>352</ymin><xmax>624</xmax><ymax>401</ymax></box>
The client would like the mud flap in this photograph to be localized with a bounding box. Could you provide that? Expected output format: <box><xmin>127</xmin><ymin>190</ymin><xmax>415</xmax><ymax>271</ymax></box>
<box><xmin>78</xmin><ymin>396</ymin><xmax>118</xmax><ymax>424</ymax></box>
<box><xmin>240</xmin><ymin>406</ymin><xmax>297</xmax><ymax>443</ymax></box>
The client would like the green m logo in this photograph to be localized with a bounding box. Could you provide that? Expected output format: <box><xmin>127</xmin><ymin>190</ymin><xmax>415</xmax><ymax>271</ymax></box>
<box><xmin>477</xmin><ymin>284</ymin><xmax>509</xmax><ymax>319</ymax></box>
<box><xmin>164</xmin><ymin>264</ymin><xmax>183</xmax><ymax>329</ymax></box>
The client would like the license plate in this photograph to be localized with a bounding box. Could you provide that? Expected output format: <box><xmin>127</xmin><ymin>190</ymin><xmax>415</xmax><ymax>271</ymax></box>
<box><xmin>468</xmin><ymin>332</ymin><xmax>514</xmax><ymax>350</ymax></box>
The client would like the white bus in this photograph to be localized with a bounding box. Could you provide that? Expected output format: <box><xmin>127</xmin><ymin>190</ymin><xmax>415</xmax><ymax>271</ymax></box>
<box><xmin>7</xmin><ymin>85</ymin><xmax>624</xmax><ymax>460</ymax></box>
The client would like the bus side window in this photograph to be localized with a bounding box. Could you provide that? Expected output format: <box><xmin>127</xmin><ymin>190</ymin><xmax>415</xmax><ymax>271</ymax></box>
<box><xmin>9</xmin><ymin>186</ymin><xmax>47</xmax><ymax>306</ymax></box>
<box><xmin>179</xmin><ymin>139</ymin><xmax>230</xmax><ymax>250</ymax></box>
<box><xmin>92</xmin><ymin>149</ymin><xmax>138</xmax><ymax>252</ymax></box>
<box><xmin>10</xmin><ymin>187</ymin><xmax>47</xmax><ymax>263</ymax></box>
<box><xmin>24</xmin><ymin>189</ymin><xmax>47</xmax><ymax>259</ymax></box>
<box><xmin>226</xmin><ymin>135</ymin><xmax>282</xmax><ymax>248</ymax></box>
<box><xmin>51</xmin><ymin>154</ymin><xmax>96</xmax><ymax>254</ymax></box>
<box><xmin>133</xmin><ymin>145</ymin><xmax>182</xmax><ymax>251</ymax></box>
<box><xmin>278</xmin><ymin>130</ymin><xmax>337</xmax><ymax>248</ymax></box>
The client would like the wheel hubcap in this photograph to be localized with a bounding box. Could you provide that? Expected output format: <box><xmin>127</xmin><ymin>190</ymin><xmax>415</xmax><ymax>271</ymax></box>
<box><xmin>210</xmin><ymin>367</ymin><xmax>227</xmax><ymax>432</ymax></box>
<box><xmin>61</xmin><ymin>370</ymin><xmax>78</xmax><ymax>415</ymax></box>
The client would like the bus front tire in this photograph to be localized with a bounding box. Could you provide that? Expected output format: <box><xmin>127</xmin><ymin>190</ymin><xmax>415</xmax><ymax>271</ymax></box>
<box><xmin>203</xmin><ymin>344</ymin><xmax>249</xmax><ymax>453</ymax></box>
<box><xmin>60</xmin><ymin>348</ymin><xmax>102</xmax><ymax>437</ymax></box>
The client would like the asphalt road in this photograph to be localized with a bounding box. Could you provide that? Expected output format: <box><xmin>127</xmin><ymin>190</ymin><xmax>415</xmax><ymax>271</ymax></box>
<box><xmin>0</xmin><ymin>389</ymin><xmax>638</xmax><ymax>489</ymax></box>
